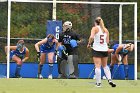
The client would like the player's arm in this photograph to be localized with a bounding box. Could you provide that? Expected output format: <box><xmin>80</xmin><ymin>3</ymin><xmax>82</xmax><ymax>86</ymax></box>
<box><xmin>87</xmin><ymin>27</ymin><xmax>96</xmax><ymax>48</ymax></box>
<box><xmin>74</xmin><ymin>32</ymin><xmax>82</xmax><ymax>44</ymax></box>
<box><xmin>5</xmin><ymin>46</ymin><xmax>17</xmax><ymax>55</ymax></box>
<box><xmin>35</xmin><ymin>38</ymin><xmax>47</xmax><ymax>52</ymax></box>
<box><xmin>54</xmin><ymin>39</ymin><xmax>60</xmax><ymax>50</ymax></box>
<box><xmin>22</xmin><ymin>47</ymin><xmax>29</xmax><ymax>62</ymax></box>
<box><xmin>115</xmin><ymin>45</ymin><xmax>123</xmax><ymax>62</ymax></box>
<box><xmin>108</xmin><ymin>49</ymin><xmax>114</xmax><ymax>54</ymax></box>
<box><xmin>129</xmin><ymin>43</ymin><xmax>134</xmax><ymax>52</ymax></box>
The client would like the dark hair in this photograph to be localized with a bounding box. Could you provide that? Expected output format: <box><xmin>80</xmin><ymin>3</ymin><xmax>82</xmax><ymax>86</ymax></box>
<box><xmin>95</xmin><ymin>18</ymin><xmax>101</xmax><ymax>25</ymax></box>
<box><xmin>17</xmin><ymin>40</ymin><xmax>24</xmax><ymax>45</ymax></box>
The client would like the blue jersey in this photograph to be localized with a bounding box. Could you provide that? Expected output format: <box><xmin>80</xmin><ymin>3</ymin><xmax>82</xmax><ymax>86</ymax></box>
<box><xmin>112</xmin><ymin>44</ymin><xmax>128</xmax><ymax>55</ymax></box>
<box><xmin>40</xmin><ymin>41</ymin><xmax>55</xmax><ymax>53</ymax></box>
<box><xmin>10</xmin><ymin>48</ymin><xmax>26</xmax><ymax>59</ymax></box>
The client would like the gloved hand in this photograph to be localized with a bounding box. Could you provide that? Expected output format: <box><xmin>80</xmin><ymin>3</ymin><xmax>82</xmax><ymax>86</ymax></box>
<box><xmin>37</xmin><ymin>52</ymin><xmax>40</xmax><ymax>58</ymax></box>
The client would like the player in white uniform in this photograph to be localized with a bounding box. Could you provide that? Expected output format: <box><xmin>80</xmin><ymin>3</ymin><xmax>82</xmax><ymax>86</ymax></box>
<box><xmin>87</xmin><ymin>17</ymin><xmax>116</xmax><ymax>87</ymax></box>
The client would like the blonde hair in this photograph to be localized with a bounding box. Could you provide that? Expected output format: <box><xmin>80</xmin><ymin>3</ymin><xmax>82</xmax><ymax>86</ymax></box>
<box><xmin>95</xmin><ymin>17</ymin><xmax>106</xmax><ymax>32</ymax></box>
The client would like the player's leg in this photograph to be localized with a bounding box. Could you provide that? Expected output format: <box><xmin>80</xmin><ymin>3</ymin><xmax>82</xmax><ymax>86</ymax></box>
<box><xmin>12</xmin><ymin>55</ymin><xmax>22</xmax><ymax>78</ymax></box>
<box><xmin>93</xmin><ymin>57</ymin><xmax>101</xmax><ymax>87</ymax></box>
<box><xmin>57</xmin><ymin>57</ymin><xmax>62</xmax><ymax>78</ymax></box>
<box><xmin>68</xmin><ymin>55</ymin><xmax>76</xmax><ymax>79</ymax></box>
<box><xmin>60</xmin><ymin>59</ymin><xmax>68</xmax><ymax>78</ymax></box>
<box><xmin>102</xmin><ymin>57</ymin><xmax>116</xmax><ymax>87</ymax></box>
<box><xmin>123</xmin><ymin>55</ymin><xmax>129</xmax><ymax>79</ymax></box>
<box><xmin>110</xmin><ymin>54</ymin><xmax>117</xmax><ymax>75</ymax></box>
<box><xmin>101</xmin><ymin>49</ymin><xmax>114</xmax><ymax>79</ymax></box>
<box><xmin>38</xmin><ymin>53</ymin><xmax>46</xmax><ymax>79</ymax></box>
<box><xmin>48</xmin><ymin>52</ymin><xmax>54</xmax><ymax>79</ymax></box>
<box><xmin>73</xmin><ymin>55</ymin><xmax>79</xmax><ymax>78</ymax></box>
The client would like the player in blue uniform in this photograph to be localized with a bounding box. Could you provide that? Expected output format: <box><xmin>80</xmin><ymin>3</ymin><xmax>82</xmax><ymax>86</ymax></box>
<box><xmin>5</xmin><ymin>40</ymin><xmax>29</xmax><ymax>78</ymax></box>
<box><xmin>35</xmin><ymin>34</ymin><xmax>59</xmax><ymax>79</ymax></box>
<box><xmin>110</xmin><ymin>43</ymin><xmax>134</xmax><ymax>79</ymax></box>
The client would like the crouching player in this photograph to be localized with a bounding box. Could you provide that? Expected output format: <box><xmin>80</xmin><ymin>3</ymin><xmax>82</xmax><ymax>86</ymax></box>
<box><xmin>110</xmin><ymin>43</ymin><xmax>134</xmax><ymax>79</ymax></box>
<box><xmin>5</xmin><ymin>40</ymin><xmax>29</xmax><ymax>78</ymax></box>
<box><xmin>35</xmin><ymin>34</ymin><xmax>59</xmax><ymax>79</ymax></box>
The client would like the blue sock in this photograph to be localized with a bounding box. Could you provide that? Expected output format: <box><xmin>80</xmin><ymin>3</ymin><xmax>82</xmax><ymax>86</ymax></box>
<box><xmin>38</xmin><ymin>64</ymin><xmax>43</xmax><ymax>74</ymax></box>
<box><xmin>15</xmin><ymin>65</ymin><xmax>21</xmax><ymax>77</ymax></box>
<box><xmin>124</xmin><ymin>65</ymin><xmax>129</xmax><ymax>78</ymax></box>
<box><xmin>110</xmin><ymin>65</ymin><xmax>114</xmax><ymax>75</ymax></box>
<box><xmin>49</xmin><ymin>64</ymin><xmax>53</xmax><ymax>75</ymax></box>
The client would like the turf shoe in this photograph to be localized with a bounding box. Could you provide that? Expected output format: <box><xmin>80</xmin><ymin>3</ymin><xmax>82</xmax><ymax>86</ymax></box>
<box><xmin>108</xmin><ymin>80</ymin><xmax>116</xmax><ymax>87</ymax></box>
<box><xmin>95</xmin><ymin>83</ymin><xmax>101</xmax><ymax>87</ymax></box>
<box><xmin>38</xmin><ymin>74</ymin><xmax>43</xmax><ymax>79</ymax></box>
<box><xmin>48</xmin><ymin>74</ymin><xmax>53</xmax><ymax>79</ymax></box>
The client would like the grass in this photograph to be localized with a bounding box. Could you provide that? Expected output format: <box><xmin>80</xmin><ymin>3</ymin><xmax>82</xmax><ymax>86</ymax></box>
<box><xmin>138</xmin><ymin>72</ymin><xmax>140</xmax><ymax>79</ymax></box>
<box><xmin>0</xmin><ymin>78</ymin><xmax>140</xmax><ymax>93</ymax></box>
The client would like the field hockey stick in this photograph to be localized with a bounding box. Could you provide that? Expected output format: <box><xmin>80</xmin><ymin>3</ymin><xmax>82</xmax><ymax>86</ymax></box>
<box><xmin>88</xmin><ymin>67</ymin><xmax>95</xmax><ymax>79</ymax></box>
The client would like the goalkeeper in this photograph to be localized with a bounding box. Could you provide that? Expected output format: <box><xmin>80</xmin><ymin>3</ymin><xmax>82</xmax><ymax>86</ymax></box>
<box><xmin>58</xmin><ymin>21</ymin><xmax>81</xmax><ymax>79</ymax></box>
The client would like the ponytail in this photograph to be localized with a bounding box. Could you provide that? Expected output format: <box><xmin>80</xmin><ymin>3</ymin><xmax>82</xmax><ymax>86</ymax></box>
<box><xmin>95</xmin><ymin>17</ymin><xmax>106</xmax><ymax>33</ymax></box>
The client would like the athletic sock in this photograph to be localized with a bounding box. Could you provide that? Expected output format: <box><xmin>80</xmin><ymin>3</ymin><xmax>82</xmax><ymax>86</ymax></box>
<box><xmin>124</xmin><ymin>64</ymin><xmax>129</xmax><ymax>78</ymax></box>
<box><xmin>15</xmin><ymin>64</ymin><xmax>21</xmax><ymax>77</ymax></box>
<box><xmin>49</xmin><ymin>64</ymin><xmax>53</xmax><ymax>75</ymax></box>
<box><xmin>95</xmin><ymin>68</ymin><xmax>101</xmax><ymax>84</ymax></box>
<box><xmin>38</xmin><ymin>64</ymin><xmax>43</xmax><ymax>74</ymax></box>
<box><xmin>103</xmin><ymin>66</ymin><xmax>111</xmax><ymax>80</ymax></box>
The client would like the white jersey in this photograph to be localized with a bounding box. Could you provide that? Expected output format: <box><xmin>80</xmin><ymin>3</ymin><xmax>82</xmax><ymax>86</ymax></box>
<box><xmin>92</xmin><ymin>26</ymin><xmax>108</xmax><ymax>51</ymax></box>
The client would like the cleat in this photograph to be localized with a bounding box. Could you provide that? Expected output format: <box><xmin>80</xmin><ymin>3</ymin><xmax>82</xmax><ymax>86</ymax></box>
<box><xmin>57</xmin><ymin>74</ymin><xmax>62</xmax><ymax>79</ymax></box>
<box><xmin>15</xmin><ymin>74</ymin><xmax>22</xmax><ymax>78</ymax></box>
<box><xmin>95</xmin><ymin>83</ymin><xmax>101</xmax><ymax>87</ymax></box>
<box><xmin>38</xmin><ymin>74</ymin><xmax>43</xmax><ymax>79</ymax></box>
<box><xmin>69</xmin><ymin>74</ymin><xmax>77</xmax><ymax>79</ymax></box>
<box><xmin>108</xmin><ymin>80</ymin><xmax>116</xmax><ymax>87</ymax></box>
<box><xmin>48</xmin><ymin>74</ymin><xmax>53</xmax><ymax>79</ymax></box>
<box><xmin>125</xmin><ymin>77</ymin><xmax>129</xmax><ymax>80</ymax></box>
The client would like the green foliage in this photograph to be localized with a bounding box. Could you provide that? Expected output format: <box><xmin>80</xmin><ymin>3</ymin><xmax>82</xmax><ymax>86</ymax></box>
<box><xmin>0</xmin><ymin>2</ymin><xmax>7</xmax><ymax>36</ymax></box>
<box><xmin>11</xmin><ymin>3</ymin><xmax>51</xmax><ymax>38</ymax></box>
<box><xmin>0</xmin><ymin>1</ymin><xmax>139</xmax><ymax>64</ymax></box>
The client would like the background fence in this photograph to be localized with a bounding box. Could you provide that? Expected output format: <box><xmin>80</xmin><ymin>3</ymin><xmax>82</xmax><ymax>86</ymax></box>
<box><xmin>0</xmin><ymin>0</ymin><xmax>138</xmax><ymax>78</ymax></box>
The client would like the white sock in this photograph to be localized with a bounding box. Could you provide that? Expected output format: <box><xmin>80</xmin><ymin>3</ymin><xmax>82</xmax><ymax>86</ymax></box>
<box><xmin>95</xmin><ymin>68</ymin><xmax>101</xmax><ymax>84</ymax></box>
<box><xmin>103</xmin><ymin>66</ymin><xmax>111</xmax><ymax>80</ymax></box>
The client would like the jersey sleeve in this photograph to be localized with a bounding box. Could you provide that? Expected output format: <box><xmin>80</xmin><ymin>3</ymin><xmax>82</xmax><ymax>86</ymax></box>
<box><xmin>72</xmin><ymin>31</ymin><xmax>80</xmax><ymax>41</ymax></box>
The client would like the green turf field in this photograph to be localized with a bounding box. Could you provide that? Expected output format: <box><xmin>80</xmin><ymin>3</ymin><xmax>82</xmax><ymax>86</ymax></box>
<box><xmin>0</xmin><ymin>79</ymin><xmax>140</xmax><ymax>93</ymax></box>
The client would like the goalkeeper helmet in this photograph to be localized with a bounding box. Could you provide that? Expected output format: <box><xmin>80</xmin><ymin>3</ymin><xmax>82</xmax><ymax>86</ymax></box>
<box><xmin>63</xmin><ymin>21</ymin><xmax>72</xmax><ymax>32</ymax></box>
